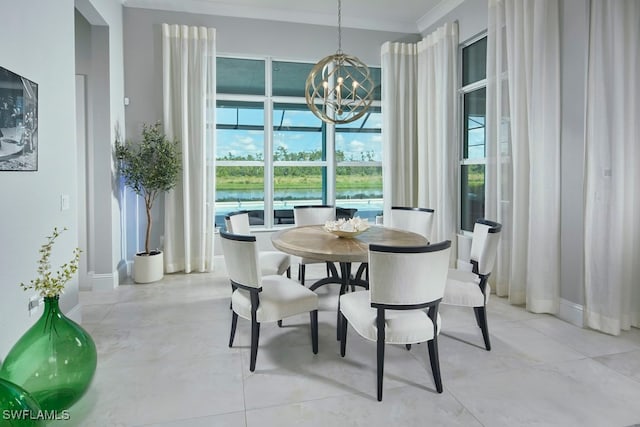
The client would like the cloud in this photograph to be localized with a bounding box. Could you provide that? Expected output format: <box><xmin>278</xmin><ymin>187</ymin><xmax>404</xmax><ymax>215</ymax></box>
<box><xmin>349</xmin><ymin>140</ymin><xmax>365</xmax><ymax>152</ymax></box>
<box><xmin>237</xmin><ymin>136</ymin><xmax>254</xmax><ymax>144</ymax></box>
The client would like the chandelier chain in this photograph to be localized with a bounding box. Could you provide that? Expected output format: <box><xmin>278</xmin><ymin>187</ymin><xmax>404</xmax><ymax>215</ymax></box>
<box><xmin>337</xmin><ymin>0</ymin><xmax>342</xmax><ymax>54</ymax></box>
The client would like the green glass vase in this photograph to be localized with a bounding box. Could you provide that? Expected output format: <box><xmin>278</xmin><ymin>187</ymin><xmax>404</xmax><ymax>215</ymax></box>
<box><xmin>0</xmin><ymin>296</ymin><xmax>97</xmax><ymax>411</ymax></box>
<box><xmin>0</xmin><ymin>378</ymin><xmax>45</xmax><ymax>427</ymax></box>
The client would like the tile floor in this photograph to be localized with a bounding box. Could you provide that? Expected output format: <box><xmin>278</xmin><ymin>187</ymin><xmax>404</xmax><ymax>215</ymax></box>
<box><xmin>53</xmin><ymin>260</ymin><xmax>640</xmax><ymax>427</ymax></box>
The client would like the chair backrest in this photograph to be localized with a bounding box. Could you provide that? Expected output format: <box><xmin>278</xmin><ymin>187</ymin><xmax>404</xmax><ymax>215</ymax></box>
<box><xmin>387</xmin><ymin>206</ymin><xmax>435</xmax><ymax>241</ymax></box>
<box><xmin>225</xmin><ymin>211</ymin><xmax>251</xmax><ymax>235</ymax></box>
<box><xmin>293</xmin><ymin>205</ymin><xmax>335</xmax><ymax>226</ymax></box>
<box><xmin>368</xmin><ymin>240</ymin><xmax>451</xmax><ymax>308</ymax></box>
<box><xmin>336</xmin><ymin>207</ymin><xmax>358</xmax><ymax>220</ymax></box>
<box><xmin>220</xmin><ymin>231</ymin><xmax>261</xmax><ymax>289</ymax></box>
<box><xmin>469</xmin><ymin>219</ymin><xmax>502</xmax><ymax>276</ymax></box>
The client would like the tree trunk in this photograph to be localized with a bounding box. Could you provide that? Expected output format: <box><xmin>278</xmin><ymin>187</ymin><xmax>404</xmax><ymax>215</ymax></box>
<box><xmin>145</xmin><ymin>197</ymin><xmax>152</xmax><ymax>255</ymax></box>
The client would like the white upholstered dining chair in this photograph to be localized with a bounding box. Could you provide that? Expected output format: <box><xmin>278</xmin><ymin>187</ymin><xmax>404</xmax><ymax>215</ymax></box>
<box><xmin>338</xmin><ymin>240</ymin><xmax>451</xmax><ymax>401</ymax></box>
<box><xmin>387</xmin><ymin>206</ymin><xmax>435</xmax><ymax>240</ymax></box>
<box><xmin>293</xmin><ymin>205</ymin><xmax>336</xmax><ymax>285</ymax></box>
<box><xmin>225</xmin><ymin>211</ymin><xmax>291</xmax><ymax>278</ymax></box>
<box><xmin>221</xmin><ymin>231</ymin><xmax>319</xmax><ymax>371</ymax></box>
<box><xmin>442</xmin><ymin>218</ymin><xmax>502</xmax><ymax>351</ymax></box>
<box><xmin>354</xmin><ymin>206</ymin><xmax>434</xmax><ymax>283</ymax></box>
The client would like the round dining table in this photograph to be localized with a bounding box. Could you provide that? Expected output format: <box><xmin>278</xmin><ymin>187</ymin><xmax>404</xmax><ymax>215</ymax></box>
<box><xmin>271</xmin><ymin>225</ymin><xmax>429</xmax><ymax>339</ymax></box>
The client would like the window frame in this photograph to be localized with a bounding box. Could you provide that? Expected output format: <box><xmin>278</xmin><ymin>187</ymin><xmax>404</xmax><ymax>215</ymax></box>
<box><xmin>215</xmin><ymin>54</ymin><xmax>381</xmax><ymax>229</ymax></box>
<box><xmin>458</xmin><ymin>33</ymin><xmax>488</xmax><ymax>234</ymax></box>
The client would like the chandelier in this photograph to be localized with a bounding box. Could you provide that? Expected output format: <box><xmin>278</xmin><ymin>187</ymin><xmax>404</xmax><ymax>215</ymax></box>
<box><xmin>305</xmin><ymin>0</ymin><xmax>374</xmax><ymax>124</ymax></box>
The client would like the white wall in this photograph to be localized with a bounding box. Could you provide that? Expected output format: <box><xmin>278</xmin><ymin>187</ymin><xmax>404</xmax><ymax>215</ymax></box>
<box><xmin>0</xmin><ymin>0</ymin><xmax>79</xmax><ymax>358</ymax></box>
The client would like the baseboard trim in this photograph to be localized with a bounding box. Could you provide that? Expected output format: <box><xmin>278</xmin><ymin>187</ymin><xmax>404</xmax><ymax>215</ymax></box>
<box><xmin>558</xmin><ymin>298</ymin><xmax>584</xmax><ymax>327</ymax></box>
<box><xmin>89</xmin><ymin>272</ymin><xmax>118</xmax><ymax>291</ymax></box>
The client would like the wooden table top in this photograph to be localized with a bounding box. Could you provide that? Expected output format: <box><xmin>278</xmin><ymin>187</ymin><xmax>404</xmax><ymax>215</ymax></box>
<box><xmin>271</xmin><ymin>225</ymin><xmax>428</xmax><ymax>263</ymax></box>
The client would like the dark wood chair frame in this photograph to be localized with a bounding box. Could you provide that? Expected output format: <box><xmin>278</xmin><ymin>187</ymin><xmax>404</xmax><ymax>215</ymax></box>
<box><xmin>466</xmin><ymin>218</ymin><xmax>502</xmax><ymax>351</ymax></box>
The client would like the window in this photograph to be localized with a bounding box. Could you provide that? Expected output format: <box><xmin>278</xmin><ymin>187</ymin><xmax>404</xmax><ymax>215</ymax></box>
<box><xmin>459</xmin><ymin>36</ymin><xmax>487</xmax><ymax>232</ymax></box>
<box><xmin>215</xmin><ymin>57</ymin><xmax>382</xmax><ymax>228</ymax></box>
<box><xmin>335</xmin><ymin>109</ymin><xmax>382</xmax><ymax>214</ymax></box>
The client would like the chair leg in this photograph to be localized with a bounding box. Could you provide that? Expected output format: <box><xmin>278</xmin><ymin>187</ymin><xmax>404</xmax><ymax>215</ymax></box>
<box><xmin>427</xmin><ymin>337</ymin><xmax>443</xmax><ymax>393</ymax></box>
<box><xmin>300</xmin><ymin>264</ymin><xmax>306</xmax><ymax>285</ymax></box>
<box><xmin>277</xmin><ymin>320</ymin><xmax>283</xmax><ymax>327</ymax></box>
<box><xmin>473</xmin><ymin>306</ymin><xmax>482</xmax><ymax>327</ymax></box>
<box><xmin>228</xmin><ymin>311</ymin><xmax>238</xmax><ymax>347</ymax></box>
<box><xmin>475</xmin><ymin>306</ymin><xmax>492</xmax><ymax>351</ymax></box>
<box><xmin>249</xmin><ymin>318</ymin><xmax>261</xmax><ymax>372</ymax></box>
<box><xmin>339</xmin><ymin>312</ymin><xmax>348</xmax><ymax>357</ymax></box>
<box><xmin>310</xmin><ymin>310</ymin><xmax>318</xmax><ymax>354</ymax></box>
<box><xmin>376</xmin><ymin>309</ymin><xmax>386</xmax><ymax>401</ymax></box>
<box><xmin>286</xmin><ymin>266</ymin><xmax>291</xmax><ymax>279</ymax></box>
<box><xmin>405</xmin><ymin>344</ymin><xmax>412</xmax><ymax>351</ymax></box>
<box><xmin>377</xmin><ymin>329</ymin><xmax>385</xmax><ymax>401</ymax></box>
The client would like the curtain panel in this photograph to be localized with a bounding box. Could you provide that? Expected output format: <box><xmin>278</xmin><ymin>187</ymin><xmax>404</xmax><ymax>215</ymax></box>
<box><xmin>381</xmin><ymin>41</ymin><xmax>419</xmax><ymax>218</ymax></box>
<box><xmin>584</xmin><ymin>0</ymin><xmax>640</xmax><ymax>334</ymax></box>
<box><xmin>417</xmin><ymin>22</ymin><xmax>459</xmax><ymax>244</ymax></box>
<box><xmin>162</xmin><ymin>24</ymin><xmax>216</xmax><ymax>273</ymax></box>
<box><xmin>486</xmin><ymin>0</ymin><xmax>561</xmax><ymax>312</ymax></box>
<box><xmin>381</xmin><ymin>22</ymin><xmax>458</xmax><ymax>245</ymax></box>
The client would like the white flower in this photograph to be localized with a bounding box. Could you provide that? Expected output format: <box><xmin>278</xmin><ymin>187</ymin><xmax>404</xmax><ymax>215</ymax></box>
<box><xmin>324</xmin><ymin>217</ymin><xmax>370</xmax><ymax>233</ymax></box>
<box><xmin>21</xmin><ymin>227</ymin><xmax>81</xmax><ymax>298</ymax></box>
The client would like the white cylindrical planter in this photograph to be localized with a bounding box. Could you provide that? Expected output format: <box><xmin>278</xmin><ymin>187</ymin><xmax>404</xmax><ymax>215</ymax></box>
<box><xmin>133</xmin><ymin>251</ymin><xmax>164</xmax><ymax>283</ymax></box>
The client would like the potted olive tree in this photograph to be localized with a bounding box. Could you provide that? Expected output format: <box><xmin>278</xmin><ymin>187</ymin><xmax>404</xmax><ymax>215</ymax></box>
<box><xmin>115</xmin><ymin>122</ymin><xmax>180</xmax><ymax>283</ymax></box>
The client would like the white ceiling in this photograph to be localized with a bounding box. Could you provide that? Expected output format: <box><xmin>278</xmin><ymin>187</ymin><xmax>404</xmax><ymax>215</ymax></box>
<box><xmin>123</xmin><ymin>0</ymin><xmax>464</xmax><ymax>33</ymax></box>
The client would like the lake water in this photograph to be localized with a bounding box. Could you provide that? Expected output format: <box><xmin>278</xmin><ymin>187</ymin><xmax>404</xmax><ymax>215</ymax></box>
<box><xmin>214</xmin><ymin>189</ymin><xmax>383</xmax><ymax>227</ymax></box>
<box><xmin>216</xmin><ymin>188</ymin><xmax>382</xmax><ymax>202</ymax></box>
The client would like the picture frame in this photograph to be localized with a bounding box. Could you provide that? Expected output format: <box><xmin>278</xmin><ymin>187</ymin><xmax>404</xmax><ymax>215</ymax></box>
<box><xmin>0</xmin><ymin>66</ymin><xmax>38</xmax><ymax>171</ymax></box>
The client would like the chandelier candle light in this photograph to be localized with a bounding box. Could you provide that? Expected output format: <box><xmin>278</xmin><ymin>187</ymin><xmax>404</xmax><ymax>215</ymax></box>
<box><xmin>305</xmin><ymin>0</ymin><xmax>374</xmax><ymax>124</ymax></box>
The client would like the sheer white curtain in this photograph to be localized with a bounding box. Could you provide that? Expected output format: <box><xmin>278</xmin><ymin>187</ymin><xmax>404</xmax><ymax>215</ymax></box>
<box><xmin>381</xmin><ymin>22</ymin><xmax>458</xmax><ymax>243</ymax></box>
<box><xmin>584</xmin><ymin>0</ymin><xmax>640</xmax><ymax>335</ymax></box>
<box><xmin>417</xmin><ymin>22</ymin><xmax>458</xmax><ymax>244</ymax></box>
<box><xmin>162</xmin><ymin>24</ymin><xmax>216</xmax><ymax>273</ymax></box>
<box><xmin>381</xmin><ymin>41</ymin><xmax>418</xmax><ymax>218</ymax></box>
<box><xmin>486</xmin><ymin>0</ymin><xmax>561</xmax><ymax>312</ymax></box>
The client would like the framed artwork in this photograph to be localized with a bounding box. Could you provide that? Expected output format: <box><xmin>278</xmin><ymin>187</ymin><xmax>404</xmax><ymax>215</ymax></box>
<box><xmin>0</xmin><ymin>66</ymin><xmax>38</xmax><ymax>171</ymax></box>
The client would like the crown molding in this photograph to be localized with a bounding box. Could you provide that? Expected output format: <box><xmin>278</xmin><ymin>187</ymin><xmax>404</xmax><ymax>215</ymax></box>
<box><xmin>416</xmin><ymin>0</ymin><xmax>464</xmax><ymax>34</ymax></box>
<box><xmin>123</xmin><ymin>0</ymin><xmax>420</xmax><ymax>33</ymax></box>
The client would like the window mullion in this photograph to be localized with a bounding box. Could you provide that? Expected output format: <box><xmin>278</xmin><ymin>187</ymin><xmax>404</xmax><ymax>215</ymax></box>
<box><xmin>264</xmin><ymin>58</ymin><xmax>274</xmax><ymax>228</ymax></box>
<box><xmin>326</xmin><ymin>122</ymin><xmax>336</xmax><ymax>205</ymax></box>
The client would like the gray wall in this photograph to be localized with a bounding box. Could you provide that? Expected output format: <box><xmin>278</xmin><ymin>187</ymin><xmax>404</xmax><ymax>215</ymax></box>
<box><xmin>121</xmin><ymin>7</ymin><xmax>419</xmax><ymax>255</ymax></box>
<box><xmin>0</xmin><ymin>0</ymin><xmax>125</xmax><ymax>358</ymax></box>
<box><xmin>75</xmin><ymin>0</ymin><xmax>127</xmax><ymax>288</ymax></box>
<box><xmin>559</xmin><ymin>0</ymin><xmax>587</xmax><ymax>306</ymax></box>
<box><xmin>0</xmin><ymin>0</ymin><xmax>79</xmax><ymax>358</ymax></box>
<box><xmin>421</xmin><ymin>0</ymin><xmax>488</xmax><ymax>42</ymax></box>
<box><xmin>123</xmin><ymin>7</ymin><xmax>418</xmax><ymax>135</ymax></box>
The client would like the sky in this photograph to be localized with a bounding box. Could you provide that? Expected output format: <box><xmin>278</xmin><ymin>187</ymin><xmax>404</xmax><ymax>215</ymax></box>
<box><xmin>216</xmin><ymin>106</ymin><xmax>383</xmax><ymax>161</ymax></box>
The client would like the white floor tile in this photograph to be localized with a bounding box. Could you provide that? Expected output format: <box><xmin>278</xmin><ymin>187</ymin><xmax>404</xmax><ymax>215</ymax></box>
<box><xmin>55</xmin><ymin>267</ymin><xmax>640</xmax><ymax>426</ymax></box>
<box><xmin>446</xmin><ymin>358</ymin><xmax>640</xmax><ymax>427</ymax></box>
